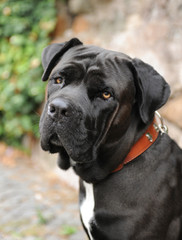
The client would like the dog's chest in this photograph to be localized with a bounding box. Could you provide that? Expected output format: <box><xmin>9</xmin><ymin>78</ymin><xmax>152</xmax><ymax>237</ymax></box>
<box><xmin>80</xmin><ymin>181</ymin><xmax>95</xmax><ymax>240</ymax></box>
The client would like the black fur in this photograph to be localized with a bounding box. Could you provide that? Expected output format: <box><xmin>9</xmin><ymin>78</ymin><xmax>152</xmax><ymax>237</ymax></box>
<box><xmin>39</xmin><ymin>38</ymin><xmax>182</xmax><ymax>240</ymax></box>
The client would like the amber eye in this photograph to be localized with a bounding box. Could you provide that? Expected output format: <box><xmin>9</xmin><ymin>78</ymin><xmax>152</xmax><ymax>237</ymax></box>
<box><xmin>102</xmin><ymin>91</ymin><xmax>111</xmax><ymax>100</ymax></box>
<box><xmin>55</xmin><ymin>77</ymin><xmax>63</xmax><ymax>84</ymax></box>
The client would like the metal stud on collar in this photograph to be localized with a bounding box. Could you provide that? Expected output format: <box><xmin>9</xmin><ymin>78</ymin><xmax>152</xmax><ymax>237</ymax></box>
<box><xmin>155</xmin><ymin>111</ymin><xmax>168</xmax><ymax>134</ymax></box>
<box><xmin>146</xmin><ymin>133</ymin><xmax>153</xmax><ymax>142</ymax></box>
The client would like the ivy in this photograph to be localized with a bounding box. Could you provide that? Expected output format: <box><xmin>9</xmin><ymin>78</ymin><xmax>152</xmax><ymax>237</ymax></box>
<box><xmin>0</xmin><ymin>0</ymin><xmax>56</xmax><ymax>146</ymax></box>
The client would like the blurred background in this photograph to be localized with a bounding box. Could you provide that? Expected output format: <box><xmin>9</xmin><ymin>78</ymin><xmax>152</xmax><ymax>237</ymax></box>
<box><xmin>0</xmin><ymin>0</ymin><xmax>182</xmax><ymax>239</ymax></box>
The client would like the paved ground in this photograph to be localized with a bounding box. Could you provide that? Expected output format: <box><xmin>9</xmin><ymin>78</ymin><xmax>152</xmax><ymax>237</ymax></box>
<box><xmin>0</xmin><ymin>144</ymin><xmax>87</xmax><ymax>240</ymax></box>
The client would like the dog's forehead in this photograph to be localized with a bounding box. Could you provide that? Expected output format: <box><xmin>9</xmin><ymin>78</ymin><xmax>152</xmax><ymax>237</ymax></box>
<box><xmin>55</xmin><ymin>45</ymin><xmax>131</xmax><ymax>71</ymax></box>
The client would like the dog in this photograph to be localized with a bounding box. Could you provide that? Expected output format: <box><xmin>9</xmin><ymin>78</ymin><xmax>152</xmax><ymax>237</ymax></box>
<box><xmin>39</xmin><ymin>38</ymin><xmax>182</xmax><ymax>240</ymax></box>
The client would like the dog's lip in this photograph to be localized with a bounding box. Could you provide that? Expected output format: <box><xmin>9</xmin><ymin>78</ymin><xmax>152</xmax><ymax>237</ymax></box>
<box><xmin>49</xmin><ymin>133</ymin><xmax>63</xmax><ymax>147</ymax></box>
<box><xmin>40</xmin><ymin>139</ymin><xmax>51</xmax><ymax>152</ymax></box>
<box><xmin>41</xmin><ymin>133</ymin><xmax>95</xmax><ymax>164</ymax></box>
<box><xmin>48</xmin><ymin>134</ymin><xmax>65</xmax><ymax>153</ymax></box>
<box><xmin>40</xmin><ymin>133</ymin><xmax>64</xmax><ymax>153</ymax></box>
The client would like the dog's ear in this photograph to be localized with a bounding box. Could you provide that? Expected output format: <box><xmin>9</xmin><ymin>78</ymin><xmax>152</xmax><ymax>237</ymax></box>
<box><xmin>131</xmin><ymin>58</ymin><xmax>170</xmax><ymax>123</ymax></box>
<box><xmin>57</xmin><ymin>150</ymin><xmax>70</xmax><ymax>170</ymax></box>
<box><xmin>41</xmin><ymin>38</ymin><xmax>83</xmax><ymax>81</ymax></box>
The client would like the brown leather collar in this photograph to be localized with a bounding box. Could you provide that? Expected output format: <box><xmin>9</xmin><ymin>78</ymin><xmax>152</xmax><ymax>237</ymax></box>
<box><xmin>113</xmin><ymin>119</ymin><xmax>159</xmax><ymax>173</ymax></box>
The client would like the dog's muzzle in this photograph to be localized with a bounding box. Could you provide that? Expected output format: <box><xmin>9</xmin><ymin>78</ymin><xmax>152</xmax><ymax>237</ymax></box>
<box><xmin>40</xmin><ymin>97</ymin><xmax>75</xmax><ymax>152</ymax></box>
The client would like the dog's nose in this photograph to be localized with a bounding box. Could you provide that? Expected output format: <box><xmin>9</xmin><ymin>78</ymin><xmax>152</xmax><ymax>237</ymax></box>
<box><xmin>48</xmin><ymin>98</ymin><xmax>71</xmax><ymax>119</ymax></box>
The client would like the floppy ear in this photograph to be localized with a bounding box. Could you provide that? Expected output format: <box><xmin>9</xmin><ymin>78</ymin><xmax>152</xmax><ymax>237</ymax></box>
<box><xmin>41</xmin><ymin>38</ymin><xmax>83</xmax><ymax>81</ymax></box>
<box><xmin>131</xmin><ymin>58</ymin><xmax>170</xmax><ymax>123</ymax></box>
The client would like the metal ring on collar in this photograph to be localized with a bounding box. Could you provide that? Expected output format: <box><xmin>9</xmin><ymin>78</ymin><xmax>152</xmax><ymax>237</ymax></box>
<box><xmin>155</xmin><ymin>111</ymin><xmax>168</xmax><ymax>134</ymax></box>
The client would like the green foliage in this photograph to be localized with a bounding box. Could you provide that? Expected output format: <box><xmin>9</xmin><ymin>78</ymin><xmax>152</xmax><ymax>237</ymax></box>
<box><xmin>36</xmin><ymin>209</ymin><xmax>48</xmax><ymax>225</ymax></box>
<box><xmin>0</xmin><ymin>0</ymin><xmax>56</xmax><ymax>146</ymax></box>
<box><xmin>60</xmin><ymin>224</ymin><xmax>78</xmax><ymax>236</ymax></box>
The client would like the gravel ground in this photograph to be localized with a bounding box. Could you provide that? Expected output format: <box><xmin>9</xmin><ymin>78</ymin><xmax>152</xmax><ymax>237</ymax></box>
<box><xmin>0</xmin><ymin>147</ymin><xmax>87</xmax><ymax>240</ymax></box>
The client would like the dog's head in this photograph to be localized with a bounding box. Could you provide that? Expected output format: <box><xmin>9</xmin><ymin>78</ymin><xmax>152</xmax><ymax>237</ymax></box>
<box><xmin>39</xmin><ymin>38</ymin><xmax>170</xmax><ymax>182</ymax></box>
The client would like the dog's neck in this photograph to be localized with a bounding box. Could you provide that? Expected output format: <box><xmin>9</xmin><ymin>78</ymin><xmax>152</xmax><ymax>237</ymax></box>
<box><xmin>112</xmin><ymin>118</ymin><xmax>159</xmax><ymax>173</ymax></box>
<box><xmin>73</xmin><ymin>107</ymin><xmax>157</xmax><ymax>183</ymax></box>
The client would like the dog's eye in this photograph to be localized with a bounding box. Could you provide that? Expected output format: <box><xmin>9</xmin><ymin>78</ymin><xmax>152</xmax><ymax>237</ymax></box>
<box><xmin>102</xmin><ymin>91</ymin><xmax>111</xmax><ymax>100</ymax></box>
<box><xmin>54</xmin><ymin>77</ymin><xmax>64</xmax><ymax>85</ymax></box>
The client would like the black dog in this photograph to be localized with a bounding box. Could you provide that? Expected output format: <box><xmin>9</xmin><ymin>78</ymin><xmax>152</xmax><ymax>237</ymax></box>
<box><xmin>39</xmin><ymin>38</ymin><xmax>182</xmax><ymax>240</ymax></box>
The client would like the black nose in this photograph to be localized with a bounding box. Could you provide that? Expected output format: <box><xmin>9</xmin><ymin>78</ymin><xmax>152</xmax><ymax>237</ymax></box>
<box><xmin>48</xmin><ymin>98</ymin><xmax>71</xmax><ymax>119</ymax></box>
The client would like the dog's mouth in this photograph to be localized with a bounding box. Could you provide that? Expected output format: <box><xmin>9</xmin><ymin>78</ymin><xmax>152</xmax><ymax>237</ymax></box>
<box><xmin>41</xmin><ymin>131</ymin><xmax>96</xmax><ymax>166</ymax></box>
<box><xmin>41</xmin><ymin>133</ymin><xmax>82</xmax><ymax>162</ymax></box>
<box><xmin>40</xmin><ymin>132</ymin><xmax>63</xmax><ymax>153</ymax></box>
<box><xmin>49</xmin><ymin>133</ymin><xmax>63</xmax><ymax>153</ymax></box>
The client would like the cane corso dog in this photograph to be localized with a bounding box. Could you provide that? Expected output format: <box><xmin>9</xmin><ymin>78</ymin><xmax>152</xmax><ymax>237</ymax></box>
<box><xmin>39</xmin><ymin>38</ymin><xmax>182</xmax><ymax>240</ymax></box>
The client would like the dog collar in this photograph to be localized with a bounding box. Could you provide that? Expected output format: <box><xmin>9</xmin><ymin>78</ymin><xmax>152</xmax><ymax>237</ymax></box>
<box><xmin>113</xmin><ymin>118</ymin><xmax>160</xmax><ymax>173</ymax></box>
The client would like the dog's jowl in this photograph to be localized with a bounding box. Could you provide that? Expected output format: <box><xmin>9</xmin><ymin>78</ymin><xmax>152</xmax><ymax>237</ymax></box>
<box><xmin>39</xmin><ymin>38</ymin><xmax>182</xmax><ymax>240</ymax></box>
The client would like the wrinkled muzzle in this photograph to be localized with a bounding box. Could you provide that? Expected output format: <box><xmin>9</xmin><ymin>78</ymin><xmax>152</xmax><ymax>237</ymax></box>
<box><xmin>39</xmin><ymin>96</ymin><xmax>98</xmax><ymax>165</ymax></box>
